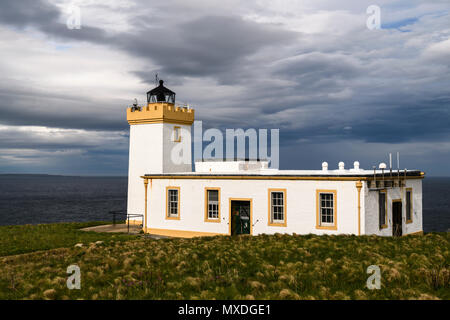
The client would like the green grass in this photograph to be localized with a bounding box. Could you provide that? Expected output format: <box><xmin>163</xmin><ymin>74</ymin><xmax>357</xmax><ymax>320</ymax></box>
<box><xmin>0</xmin><ymin>222</ymin><xmax>137</xmax><ymax>257</ymax></box>
<box><xmin>0</xmin><ymin>225</ymin><xmax>448</xmax><ymax>300</ymax></box>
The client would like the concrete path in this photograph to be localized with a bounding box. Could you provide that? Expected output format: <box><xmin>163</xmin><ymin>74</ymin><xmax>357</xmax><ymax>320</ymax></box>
<box><xmin>80</xmin><ymin>224</ymin><xmax>169</xmax><ymax>239</ymax></box>
<box><xmin>81</xmin><ymin>223</ymin><xmax>142</xmax><ymax>234</ymax></box>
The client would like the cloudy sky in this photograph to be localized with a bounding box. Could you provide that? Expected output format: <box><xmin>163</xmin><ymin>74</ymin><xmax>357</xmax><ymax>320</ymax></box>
<box><xmin>0</xmin><ymin>0</ymin><xmax>449</xmax><ymax>176</ymax></box>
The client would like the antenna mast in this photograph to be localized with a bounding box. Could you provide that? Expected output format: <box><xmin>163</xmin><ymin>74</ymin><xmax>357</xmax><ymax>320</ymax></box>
<box><xmin>389</xmin><ymin>153</ymin><xmax>392</xmax><ymax>177</ymax></box>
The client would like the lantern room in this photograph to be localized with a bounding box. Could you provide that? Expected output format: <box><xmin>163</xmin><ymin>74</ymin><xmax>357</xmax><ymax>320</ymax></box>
<box><xmin>146</xmin><ymin>80</ymin><xmax>176</xmax><ymax>104</ymax></box>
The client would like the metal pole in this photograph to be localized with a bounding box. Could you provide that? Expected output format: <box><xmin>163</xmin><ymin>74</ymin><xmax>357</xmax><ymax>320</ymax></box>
<box><xmin>389</xmin><ymin>153</ymin><xmax>392</xmax><ymax>178</ymax></box>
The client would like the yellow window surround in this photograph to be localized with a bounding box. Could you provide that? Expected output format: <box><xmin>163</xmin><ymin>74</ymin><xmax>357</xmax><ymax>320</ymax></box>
<box><xmin>316</xmin><ymin>190</ymin><xmax>337</xmax><ymax>230</ymax></box>
<box><xmin>204</xmin><ymin>187</ymin><xmax>221</xmax><ymax>223</ymax></box>
<box><xmin>268</xmin><ymin>188</ymin><xmax>287</xmax><ymax>227</ymax></box>
<box><xmin>166</xmin><ymin>186</ymin><xmax>180</xmax><ymax>220</ymax></box>
<box><xmin>173</xmin><ymin>126</ymin><xmax>181</xmax><ymax>142</ymax></box>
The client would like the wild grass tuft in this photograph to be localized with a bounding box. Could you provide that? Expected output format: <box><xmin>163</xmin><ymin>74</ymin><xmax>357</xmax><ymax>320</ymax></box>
<box><xmin>0</xmin><ymin>225</ymin><xmax>448</xmax><ymax>300</ymax></box>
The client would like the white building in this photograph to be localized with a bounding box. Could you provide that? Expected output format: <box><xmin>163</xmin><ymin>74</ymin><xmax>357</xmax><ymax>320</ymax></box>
<box><xmin>127</xmin><ymin>81</ymin><xmax>424</xmax><ymax>238</ymax></box>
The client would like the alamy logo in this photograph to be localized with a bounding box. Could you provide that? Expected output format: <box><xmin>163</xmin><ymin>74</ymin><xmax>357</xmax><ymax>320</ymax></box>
<box><xmin>366</xmin><ymin>5</ymin><xmax>381</xmax><ymax>30</ymax></box>
<box><xmin>366</xmin><ymin>265</ymin><xmax>381</xmax><ymax>290</ymax></box>
<box><xmin>170</xmin><ymin>120</ymin><xmax>280</xmax><ymax>169</ymax></box>
<box><xmin>67</xmin><ymin>264</ymin><xmax>81</xmax><ymax>289</ymax></box>
<box><xmin>66</xmin><ymin>4</ymin><xmax>82</xmax><ymax>30</ymax></box>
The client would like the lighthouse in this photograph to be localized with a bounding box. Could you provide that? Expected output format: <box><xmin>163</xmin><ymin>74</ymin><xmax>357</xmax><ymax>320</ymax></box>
<box><xmin>126</xmin><ymin>80</ymin><xmax>195</xmax><ymax>220</ymax></box>
<box><xmin>126</xmin><ymin>81</ymin><xmax>423</xmax><ymax>238</ymax></box>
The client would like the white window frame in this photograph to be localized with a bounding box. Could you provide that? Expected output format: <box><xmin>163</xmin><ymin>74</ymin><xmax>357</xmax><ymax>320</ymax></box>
<box><xmin>206</xmin><ymin>189</ymin><xmax>220</xmax><ymax>220</ymax></box>
<box><xmin>319</xmin><ymin>192</ymin><xmax>335</xmax><ymax>227</ymax></box>
<box><xmin>166</xmin><ymin>187</ymin><xmax>180</xmax><ymax>219</ymax></box>
<box><xmin>269</xmin><ymin>190</ymin><xmax>286</xmax><ymax>225</ymax></box>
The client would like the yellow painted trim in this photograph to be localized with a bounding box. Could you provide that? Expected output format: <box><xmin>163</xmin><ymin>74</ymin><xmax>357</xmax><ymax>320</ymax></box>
<box><xmin>142</xmin><ymin>175</ymin><xmax>388</xmax><ymax>181</ymax></box>
<box><xmin>356</xmin><ymin>181</ymin><xmax>362</xmax><ymax>235</ymax></box>
<box><xmin>204</xmin><ymin>187</ymin><xmax>221</xmax><ymax>223</ymax></box>
<box><xmin>141</xmin><ymin>174</ymin><xmax>424</xmax><ymax>181</ymax></box>
<box><xmin>144</xmin><ymin>179</ymin><xmax>149</xmax><ymax>233</ymax></box>
<box><xmin>126</xmin><ymin>219</ymin><xmax>142</xmax><ymax>226</ymax></box>
<box><xmin>166</xmin><ymin>186</ymin><xmax>181</xmax><ymax>220</ymax></box>
<box><xmin>407</xmin><ymin>231</ymin><xmax>423</xmax><ymax>236</ymax></box>
<box><xmin>173</xmin><ymin>126</ymin><xmax>181</xmax><ymax>142</ymax></box>
<box><xmin>127</xmin><ymin>103</ymin><xmax>194</xmax><ymax>125</ymax></box>
<box><xmin>228</xmin><ymin>198</ymin><xmax>253</xmax><ymax>236</ymax></box>
<box><xmin>405</xmin><ymin>188</ymin><xmax>413</xmax><ymax>224</ymax></box>
<box><xmin>379</xmin><ymin>189</ymin><xmax>388</xmax><ymax>229</ymax></box>
<box><xmin>316</xmin><ymin>190</ymin><xmax>338</xmax><ymax>230</ymax></box>
<box><xmin>129</xmin><ymin>119</ymin><xmax>194</xmax><ymax>125</ymax></box>
<box><xmin>145</xmin><ymin>228</ymin><xmax>226</xmax><ymax>238</ymax></box>
<box><xmin>267</xmin><ymin>188</ymin><xmax>287</xmax><ymax>227</ymax></box>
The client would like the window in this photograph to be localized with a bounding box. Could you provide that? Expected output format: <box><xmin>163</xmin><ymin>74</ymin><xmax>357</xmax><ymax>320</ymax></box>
<box><xmin>173</xmin><ymin>126</ymin><xmax>181</xmax><ymax>142</ymax></box>
<box><xmin>268</xmin><ymin>189</ymin><xmax>287</xmax><ymax>226</ymax></box>
<box><xmin>316</xmin><ymin>190</ymin><xmax>337</xmax><ymax>230</ymax></box>
<box><xmin>166</xmin><ymin>187</ymin><xmax>180</xmax><ymax>219</ymax></box>
<box><xmin>320</xmin><ymin>193</ymin><xmax>334</xmax><ymax>224</ymax></box>
<box><xmin>406</xmin><ymin>188</ymin><xmax>413</xmax><ymax>223</ymax></box>
<box><xmin>379</xmin><ymin>191</ymin><xmax>387</xmax><ymax>229</ymax></box>
<box><xmin>205</xmin><ymin>188</ymin><xmax>220</xmax><ymax>222</ymax></box>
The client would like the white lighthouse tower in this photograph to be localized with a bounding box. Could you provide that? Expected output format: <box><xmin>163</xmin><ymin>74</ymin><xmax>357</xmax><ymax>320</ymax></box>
<box><xmin>126</xmin><ymin>80</ymin><xmax>195</xmax><ymax>228</ymax></box>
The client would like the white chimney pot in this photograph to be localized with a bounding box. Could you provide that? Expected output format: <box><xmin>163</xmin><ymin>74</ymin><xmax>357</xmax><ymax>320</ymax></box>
<box><xmin>322</xmin><ymin>162</ymin><xmax>328</xmax><ymax>171</ymax></box>
<box><xmin>338</xmin><ymin>161</ymin><xmax>345</xmax><ymax>171</ymax></box>
<box><xmin>353</xmin><ymin>161</ymin><xmax>360</xmax><ymax>170</ymax></box>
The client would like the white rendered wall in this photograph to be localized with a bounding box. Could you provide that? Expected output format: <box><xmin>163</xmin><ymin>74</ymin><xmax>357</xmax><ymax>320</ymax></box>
<box><xmin>364</xmin><ymin>179</ymin><xmax>423</xmax><ymax>236</ymax></box>
<box><xmin>146</xmin><ymin>179</ymin><xmax>362</xmax><ymax>236</ymax></box>
<box><xmin>127</xmin><ymin>123</ymin><xmax>192</xmax><ymax>216</ymax></box>
<box><xmin>162</xmin><ymin>123</ymin><xmax>192</xmax><ymax>173</ymax></box>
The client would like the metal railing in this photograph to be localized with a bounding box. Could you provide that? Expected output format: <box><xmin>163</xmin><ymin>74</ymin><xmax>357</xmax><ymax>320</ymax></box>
<box><xmin>109</xmin><ymin>210</ymin><xmax>125</xmax><ymax>226</ymax></box>
<box><xmin>126</xmin><ymin>213</ymin><xmax>144</xmax><ymax>233</ymax></box>
<box><xmin>109</xmin><ymin>210</ymin><xmax>144</xmax><ymax>233</ymax></box>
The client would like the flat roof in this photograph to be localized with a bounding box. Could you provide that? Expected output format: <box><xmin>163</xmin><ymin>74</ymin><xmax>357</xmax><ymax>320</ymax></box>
<box><xmin>143</xmin><ymin>170</ymin><xmax>424</xmax><ymax>179</ymax></box>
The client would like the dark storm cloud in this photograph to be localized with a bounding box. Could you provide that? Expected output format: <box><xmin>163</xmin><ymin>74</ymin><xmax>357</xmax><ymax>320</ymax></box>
<box><xmin>0</xmin><ymin>0</ymin><xmax>297</xmax><ymax>81</ymax></box>
<box><xmin>0</xmin><ymin>0</ymin><xmax>59</xmax><ymax>27</ymax></box>
<box><xmin>118</xmin><ymin>16</ymin><xmax>297</xmax><ymax>81</ymax></box>
<box><xmin>0</xmin><ymin>87</ymin><xmax>127</xmax><ymax>131</ymax></box>
<box><xmin>0</xmin><ymin>0</ymin><xmax>449</xmax><ymax>175</ymax></box>
<box><xmin>0</xmin><ymin>0</ymin><xmax>109</xmax><ymax>43</ymax></box>
<box><xmin>274</xmin><ymin>52</ymin><xmax>362</xmax><ymax>81</ymax></box>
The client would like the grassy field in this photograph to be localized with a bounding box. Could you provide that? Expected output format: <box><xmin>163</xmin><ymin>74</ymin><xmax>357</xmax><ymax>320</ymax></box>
<box><xmin>0</xmin><ymin>223</ymin><xmax>448</xmax><ymax>300</ymax></box>
<box><xmin>0</xmin><ymin>222</ymin><xmax>136</xmax><ymax>256</ymax></box>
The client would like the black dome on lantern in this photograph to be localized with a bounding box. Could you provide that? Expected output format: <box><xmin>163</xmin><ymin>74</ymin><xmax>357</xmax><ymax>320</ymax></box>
<box><xmin>146</xmin><ymin>80</ymin><xmax>176</xmax><ymax>104</ymax></box>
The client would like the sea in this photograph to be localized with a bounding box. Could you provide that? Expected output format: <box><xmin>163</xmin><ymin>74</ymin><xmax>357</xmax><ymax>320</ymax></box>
<box><xmin>0</xmin><ymin>175</ymin><xmax>448</xmax><ymax>232</ymax></box>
